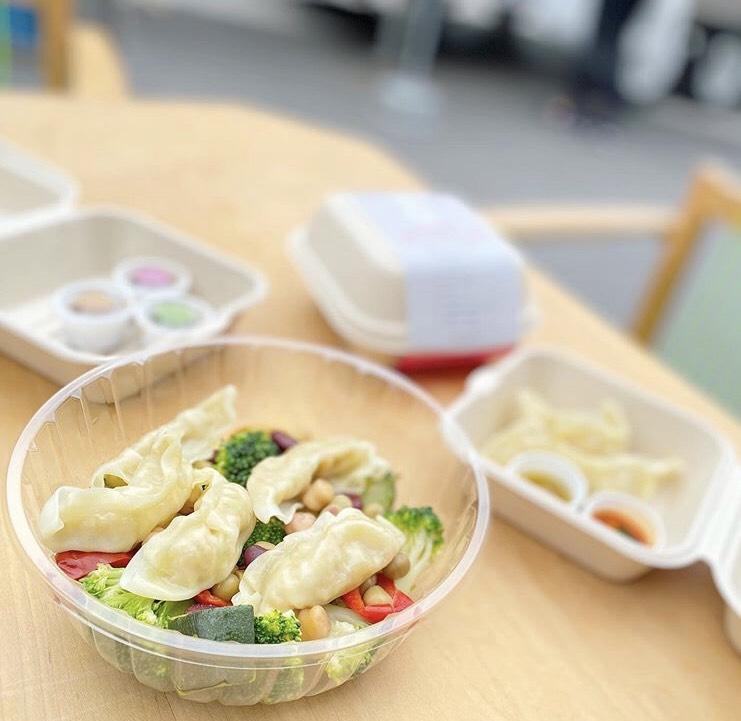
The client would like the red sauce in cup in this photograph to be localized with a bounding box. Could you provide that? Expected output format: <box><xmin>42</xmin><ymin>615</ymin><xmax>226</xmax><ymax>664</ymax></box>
<box><xmin>593</xmin><ymin>508</ymin><xmax>653</xmax><ymax>545</ymax></box>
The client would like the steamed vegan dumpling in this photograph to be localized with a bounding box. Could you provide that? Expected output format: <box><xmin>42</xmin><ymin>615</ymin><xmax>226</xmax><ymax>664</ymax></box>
<box><xmin>233</xmin><ymin>508</ymin><xmax>404</xmax><ymax>614</ymax></box>
<box><xmin>39</xmin><ymin>432</ymin><xmax>197</xmax><ymax>553</ymax></box>
<box><xmin>247</xmin><ymin>439</ymin><xmax>390</xmax><ymax>523</ymax></box>
<box><xmin>492</xmin><ymin>390</ymin><xmax>630</xmax><ymax>457</ymax></box>
<box><xmin>120</xmin><ymin>469</ymin><xmax>255</xmax><ymax>601</ymax></box>
<box><xmin>482</xmin><ymin>389</ymin><xmax>681</xmax><ymax>498</ymax></box>
<box><xmin>92</xmin><ymin>385</ymin><xmax>236</xmax><ymax>488</ymax></box>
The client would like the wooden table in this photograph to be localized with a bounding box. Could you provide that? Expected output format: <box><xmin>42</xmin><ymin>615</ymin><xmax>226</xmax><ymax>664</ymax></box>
<box><xmin>1</xmin><ymin>94</ymin><xmax>740</xmax><ymax>721</ymax></box>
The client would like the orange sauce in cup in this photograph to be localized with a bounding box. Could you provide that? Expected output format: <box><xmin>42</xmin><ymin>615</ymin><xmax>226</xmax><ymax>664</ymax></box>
<box><xmin>593</xmin><ymin>508</ymin><xmax>653</xmax><ymax>545</ymax></box>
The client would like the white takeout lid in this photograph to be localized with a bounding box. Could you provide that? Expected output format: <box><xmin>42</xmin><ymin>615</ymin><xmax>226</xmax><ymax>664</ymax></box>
<box><xmin>289</xmin><ymin>192</ymin><xmax>535</xmax><ymax>356</ymax></box>
<box><xmin>0</xmin><ymin>139</ymin><xmax>77</xmax><ymax>229</ymax></box>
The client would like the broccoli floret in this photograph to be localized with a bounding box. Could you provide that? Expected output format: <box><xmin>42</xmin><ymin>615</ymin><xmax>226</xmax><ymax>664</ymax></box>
<box><xmin>325</xmin><ymin>607</ymin><xmax>374</xmax><ymax>685</ymax></box>
<box><xmin>264</xmin><ymin>657</ymin><xmax>305</xmax><ymax>704</ymax></box>
<box><xmin>384</xmin><ymin>506</ymin><xmax>444</xmax><ymax>594</ymax></box>
<box><xmin>254</xmin><ymin>609</ymin><xmax>302</xmax><ymax>644</ymax></box>
<box><xmin>326</xmin><ymin>646</ymin><xmax>374</xmax><ymax>685</ymax></box>
<box><xmin>245</xmin><ymin>517</ymin><xmax>286</xmax><ymax>547</ymax></box>
<box><xmin>214</xmin><ymin>429</ymin><xmax>280</xmax><ymax>486</ymax></box>
<box><xmin>80</xmin><ymin>564</ymin><xmax>190</xmax><ymax>627</ymax></box>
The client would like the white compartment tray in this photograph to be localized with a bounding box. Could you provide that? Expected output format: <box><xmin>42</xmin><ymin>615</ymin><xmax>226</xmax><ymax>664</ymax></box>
<box><xmin>448</xmin><ymin>346</ymin><xmax>741</xmax><ymax>654</ymax></box>
<box><xmin>0</xmin><ymin>140</ymin><xmax>77</xmax><ymax>228</ymax></box>
<box><xmin>0</xmin><ymin>208</ymin><xmax>267</xmax><ymax>386</ymax></box>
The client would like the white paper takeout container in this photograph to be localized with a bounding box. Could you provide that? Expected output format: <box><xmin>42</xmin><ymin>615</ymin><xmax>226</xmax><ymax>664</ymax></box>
<box><xmin>0</xmin><ymin>140</ymin><xmax>77</xmax><ymax>228</ymax></box>
<box><xmin>288</xmin><ymin>192</ymin><xmax>537</xmax><ymax>368</ymax></box>
<box><xmin>448</xmin><ymin>346</ymin><xmax>741</xmax><ymax>654</ymax></box>
<box><xmin>0</xmin><ymin>209</ymin><xmax>267</xmax><ymax>386</ymax></box>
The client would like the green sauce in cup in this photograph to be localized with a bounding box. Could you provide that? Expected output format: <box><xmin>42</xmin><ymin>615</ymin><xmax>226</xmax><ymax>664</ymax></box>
<box><xmin>149</xmin><ymin>300</ymin><xmax>202</xmax><ymax>329</ymax></box>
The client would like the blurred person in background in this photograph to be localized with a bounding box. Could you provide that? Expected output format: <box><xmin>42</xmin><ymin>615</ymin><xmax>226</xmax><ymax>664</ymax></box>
<box><xmin>568</xmin><ymin>0</ymin><xmax>643</xmax><ymax>123</ymax></box>
<box><xmin>551</xmin><ymin>0</ymin><xmax>695</xmax><ymax>126</ymax></box>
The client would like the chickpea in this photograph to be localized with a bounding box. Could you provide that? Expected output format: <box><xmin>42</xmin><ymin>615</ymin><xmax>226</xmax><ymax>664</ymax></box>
<box><xmin>364</xmin><ymin>502</ymin><xmax>384</xmax><ymax>518</ymax></box>
<box><xmin>323</xmin><ymin>504</ymin><xmax>340</xmax><ymax>515</ymax></box>
<box><xmin>298</xmin><ymin>606</ymin><xmax>331</xmax><ymax>641</ymax></box>
<box><xmin>359</xmin><ymin>575</ymin><xmax>377</xmax><ymax>595</ymax></box>
<box><xmin>142</xmin><ymin>526</ymin><xmax>164</xmax><ymax>544</ymax></box>
<box><xmin>301</xmin><ymin>479</ymin><xmax>334</xmax><ymax>512</ymax></box>
<box><xmin>285</xmin><ymin>511</ymin><xmax>316</xmax><ymax>534</ymax></box>
<box><xmin>382</xmin><ymin>552</ymin><xmax>410</xmax><ymax>581</ymax></box>
<box><xmin>362</xmin><ymin>585</ymin><xmax>392</xmax><ymax>606</ymax></box>
<box><xmin>255</xmin><ymin>541</ymin><xmax>276</xmax><ymax>551</ymax></box>
<box><xmin>331</xmin><ymin>494</ymin><xmax>352</xmax><ymax>510</ymax></box>
<box><xmin>211</xmin><ymin>573</ymin><xmax>240</xmax><ymax>602</ymax></box>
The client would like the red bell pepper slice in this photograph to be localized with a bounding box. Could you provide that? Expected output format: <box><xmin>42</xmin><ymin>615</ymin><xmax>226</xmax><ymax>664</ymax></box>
<box><xmin>341</xmin><ymin>575</ymin><xmax>414</xmax><ymax>623</ymax></box>
<box><xmin>341</xmin><ymin>587</ymin><xmax>368</xmax><ymax>617</ymax></box>
<box><xmin>194</xmin><ymin>589</ymin><xmax>230</xmax><ymax>607</ymax></box>
<box><xmin>55</xmin><ymin>550</ymin><xmax>133</xmax><ymax>580</ymax></box>
<box><xmin>377</xmin><ymin>574</ymin><xmax>414</xmax><ymax>612</ymax></box>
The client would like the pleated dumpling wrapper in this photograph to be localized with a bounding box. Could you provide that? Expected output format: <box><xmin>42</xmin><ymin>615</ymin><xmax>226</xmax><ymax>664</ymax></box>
<box><xmin>39</xmin><ymin>431</ymin><xmax>198</xmax><ymax>553</ymax></box>
<box><xmin>482</xmin><ymin>389</ymin><xmax>682</xmax><ymax>498</ymax></box>
<box><xmin>233</xmin><ymin>507</ymin><xmax>404</xmax><ymax>614</ymax></box>
<box><xmin>247</xmin><ymin>438</ymin><xmax>390</xmax><ymax>523</ymax></box>
<box><xmin>121</xmin><ymin>469</ymin><xmax>255</xmax><ymax>601</ymax></box>
<box><xmin>91</xmin><ymin>385</ymin><xmax>236</xmax><ymax>488</ymax></box>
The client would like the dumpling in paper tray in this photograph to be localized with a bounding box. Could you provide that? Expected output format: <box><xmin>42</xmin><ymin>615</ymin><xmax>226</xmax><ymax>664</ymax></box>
<box><xmin>482</xmin><ymin>389</ymin><xmax>682</xmax><ymax>498</ymax></box>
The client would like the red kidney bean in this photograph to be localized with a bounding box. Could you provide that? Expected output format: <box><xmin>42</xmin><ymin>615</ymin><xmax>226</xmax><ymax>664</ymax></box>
<box><xmin>243</xmin><ymin>544</ymin><xmax>267</xmax><ymax>567</ymax></box>
<box><xmin>346</xmin><ymin>493</ymin><xmax>364</xmax><ymax>510</ymax></box>
<box><xmin>271</xmin><ymin>430</ymin><xmax>298</xmax><ymax>452</ymax></box>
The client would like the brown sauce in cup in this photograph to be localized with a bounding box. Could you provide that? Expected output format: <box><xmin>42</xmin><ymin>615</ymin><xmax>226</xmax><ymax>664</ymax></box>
<box><xmin>520</xmin><ymin>470</ymin><xmax>571</xmax><ymax>501</ymax></box>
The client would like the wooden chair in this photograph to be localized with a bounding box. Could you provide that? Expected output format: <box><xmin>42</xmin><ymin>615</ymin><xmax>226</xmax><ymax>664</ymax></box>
<box><xmin>10</xmin><ymin>0</ymin><xmax>126</xmax><ymax>97</ymax></box>
<box><xmin>486</xmin><ymin>164</ymin><xmax>741</xmax><ymax>414</ymax></box>
<box><xmin>36</xmin><ymin>0</ymin><xmax>71</xmax><ymax>89</ymax></box>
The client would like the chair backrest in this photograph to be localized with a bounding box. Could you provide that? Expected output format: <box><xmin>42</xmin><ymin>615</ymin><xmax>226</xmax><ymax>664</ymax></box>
<box><xmin>654</xmin><ymin>220</ymin><xmax>741</xmax><ymax>416</ymax></box>
<box><xmin>0</xmin><ymin>3</ymin><xmax>10</xmax><ymax>86</ymax></box>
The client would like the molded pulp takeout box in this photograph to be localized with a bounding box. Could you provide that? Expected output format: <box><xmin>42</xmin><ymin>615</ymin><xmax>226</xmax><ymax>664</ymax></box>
<box><xmin>0</xmin><ymin>208</ymin><xmax>267</xmax><ymax>386</ymax></box>
<box><xmin>289</xmin><ymin>192</ymin><xmax>537</xmax><ymax>370</ymax></box>
<box><xmin>448</xmin><ymin>346</ymin><xmax>741</xmax><ymax>654</ymax></box>
<box><xmin>0</xmin><ymin>141</ymin><xmax>267</xmax><ymax>388</ymax></box>
<box><xmin>0</xmin><ymin>140</ymin><xmax>77</xmax><ymax>227</ymax></box>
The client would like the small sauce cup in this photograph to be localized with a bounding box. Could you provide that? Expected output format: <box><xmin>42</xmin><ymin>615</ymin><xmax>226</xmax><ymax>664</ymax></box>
<box><xmin>52</xmin><ymin>279</ymin><xmax>132</xmax><ymax>354</ymax></box>
<box><xmin>113</xmin><ymin>256</ymin><xmax>191</xmax><ymax>298</ymax></box>
<box><xmin>135</xmin><ymin>295</ymin><xmax>216</xmax><ymax>344</ymax></box>
<box><xmin>584</xmin><ymin>491</ymin><xmax>667</xmax><ymax>549</ymax></box>
<box><xmin>507</xmin><ymin>450</ymin><xmax>588</xmax><ymax>508</ymax></box>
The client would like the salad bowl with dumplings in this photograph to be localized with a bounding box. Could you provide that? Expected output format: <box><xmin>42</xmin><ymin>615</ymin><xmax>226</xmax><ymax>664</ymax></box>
<box><xmin>6</xmin><ymin>337</ymin><xmax>488</xmax><ymax>705</ymax></box>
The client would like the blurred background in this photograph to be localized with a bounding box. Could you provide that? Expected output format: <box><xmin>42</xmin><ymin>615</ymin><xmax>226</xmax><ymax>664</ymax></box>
<box><xmin>2</xmin><ymin>0</ymin><xmax>741</xmax><ymax>345</ymax></box>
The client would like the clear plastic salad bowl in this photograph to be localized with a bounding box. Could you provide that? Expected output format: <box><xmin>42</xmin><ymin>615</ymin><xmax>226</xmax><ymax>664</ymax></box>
<box><xmin>6</xmin><ymin>337</ymin><xmax>489</xmax><ymax>705</ymax></box>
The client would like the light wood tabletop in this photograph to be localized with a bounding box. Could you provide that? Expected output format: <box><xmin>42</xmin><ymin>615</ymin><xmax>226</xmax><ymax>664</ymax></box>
<box><xmin>1</xmin><ymin>94</ymin><xmax>740</xmax><ymax>721</ymax></box>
